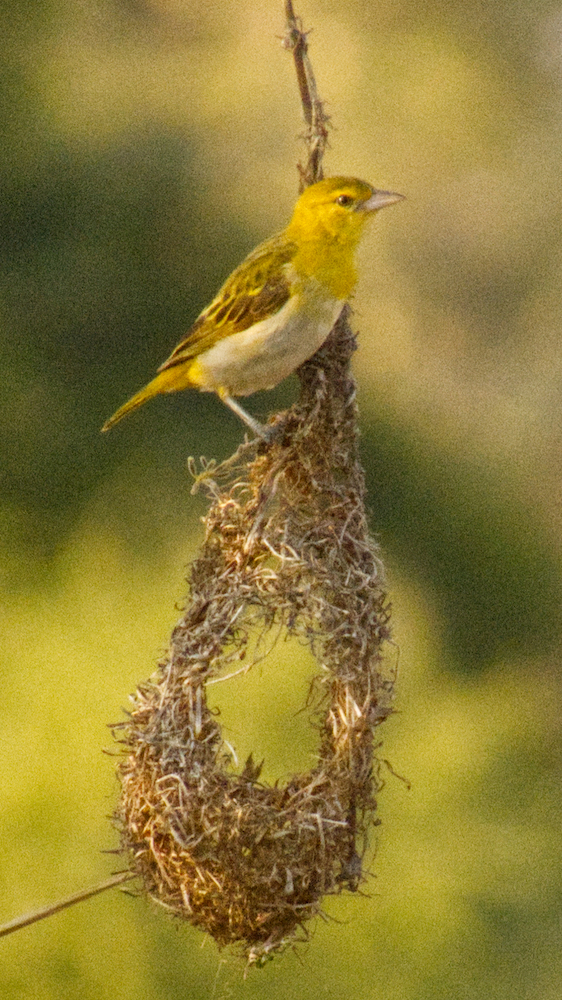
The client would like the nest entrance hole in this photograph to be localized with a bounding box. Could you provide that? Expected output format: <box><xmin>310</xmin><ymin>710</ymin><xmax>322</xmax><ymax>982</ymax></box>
<box><xmin>206</xmin><ymin>627</ymin><xmax>321</xmax><ymax>784</ymax></box>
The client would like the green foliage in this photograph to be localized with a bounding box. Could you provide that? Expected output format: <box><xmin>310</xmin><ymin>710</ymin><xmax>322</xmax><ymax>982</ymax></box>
<box><xmin>364</xmin><ymin>419</ymin><xmax>562</xmax><ymax>667</ymax></box>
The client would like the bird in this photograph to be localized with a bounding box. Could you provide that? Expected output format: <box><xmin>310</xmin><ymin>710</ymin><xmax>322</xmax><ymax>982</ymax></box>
<box><xmin>101</xmin><ymin>176</ymin><xmax>403</xmax><ymax>440</ymax></box>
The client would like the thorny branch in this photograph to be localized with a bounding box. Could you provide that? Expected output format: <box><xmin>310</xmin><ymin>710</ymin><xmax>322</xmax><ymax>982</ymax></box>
<box><xmin>283</xmin><ymin>0</ymin><xmax>330</xmax><ymax>187</ymax></box>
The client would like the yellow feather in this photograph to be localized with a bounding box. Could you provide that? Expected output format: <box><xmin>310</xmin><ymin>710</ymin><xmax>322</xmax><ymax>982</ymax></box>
<box><xmin>102</xmin><ymin>176</ymin><xmax>403</xmax><ymax>437</ymax></box>
<box><xmin>101</xmin><ymin>365</ymin><xmax>195</xmax><ymax>431</ymax></box>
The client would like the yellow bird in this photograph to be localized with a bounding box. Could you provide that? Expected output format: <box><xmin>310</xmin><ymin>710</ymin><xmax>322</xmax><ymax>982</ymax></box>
<box><xmin>102</xmin><ymin>177</ymin><xmax>403</xmax><ymax>440</ymax></box>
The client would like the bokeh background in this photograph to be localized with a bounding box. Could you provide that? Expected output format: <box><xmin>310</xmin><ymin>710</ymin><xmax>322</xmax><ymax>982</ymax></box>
<box><xmin>1</xmin><ymin>0</ymin><xmax>562</xmax><ymax>997</ymax></box>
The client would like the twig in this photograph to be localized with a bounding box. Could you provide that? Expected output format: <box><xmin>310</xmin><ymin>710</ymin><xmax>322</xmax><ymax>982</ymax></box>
<box><xmin>283</xmin><ymin>0</ymin><xmax>330</xmax><ymax>187</ymax></box>
<box><xmin>0</xmin><ymin>872</ymin><xmax>134</xmax><ymax>940</ymax></box>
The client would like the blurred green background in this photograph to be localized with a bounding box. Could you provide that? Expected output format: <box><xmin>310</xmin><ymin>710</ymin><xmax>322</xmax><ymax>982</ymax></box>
<box><xmin>1</xmin><ymin>0</ymin><xmax>562</xmax><ymax>997</ymax></box>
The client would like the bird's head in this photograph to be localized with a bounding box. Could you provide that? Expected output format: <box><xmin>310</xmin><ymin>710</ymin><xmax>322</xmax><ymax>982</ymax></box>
<box><xmin>287</xmin><ymin>176</ymin><xmax>404</xmax><ymax>247</ymax></box>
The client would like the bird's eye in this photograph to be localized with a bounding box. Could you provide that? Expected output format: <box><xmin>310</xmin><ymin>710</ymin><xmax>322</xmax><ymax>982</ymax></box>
<box><xmin>336</xmin><ymin>194</ymin><xmax>354</xmax><ymax>207</ymax></box>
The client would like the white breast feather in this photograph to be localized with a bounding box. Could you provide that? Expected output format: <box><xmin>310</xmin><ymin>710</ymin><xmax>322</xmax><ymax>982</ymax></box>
<box><xmin>195</xmin><ymin>287</ymin><xmax>345</xmax><ymax>397</ymax></box>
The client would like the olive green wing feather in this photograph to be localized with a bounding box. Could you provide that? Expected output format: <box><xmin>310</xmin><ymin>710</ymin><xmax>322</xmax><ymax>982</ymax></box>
<box><xmin>159</xmin><ymin>235</ymin><xmax>296</xmax><ymax>372</ymax></box>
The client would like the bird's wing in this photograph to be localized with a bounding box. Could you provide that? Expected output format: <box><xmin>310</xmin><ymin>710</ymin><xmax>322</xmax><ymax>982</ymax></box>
<box><xmin>158</xmin><ymin>235</ymin><xmax>296</xmax><ymax>371</ymax></box>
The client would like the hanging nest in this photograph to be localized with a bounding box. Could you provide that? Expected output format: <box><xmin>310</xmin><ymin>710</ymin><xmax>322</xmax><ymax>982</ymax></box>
<box><xmin>114</xmin><ymin>309</ymin><xmax>395</xmax><ymax>964</ymax></box>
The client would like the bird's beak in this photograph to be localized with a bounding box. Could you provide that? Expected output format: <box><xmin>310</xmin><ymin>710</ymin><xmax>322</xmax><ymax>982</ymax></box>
<box><xmin>361</xmin><ymin>190</ymin><xmax>405</xmax><ymax>213</ymax></box>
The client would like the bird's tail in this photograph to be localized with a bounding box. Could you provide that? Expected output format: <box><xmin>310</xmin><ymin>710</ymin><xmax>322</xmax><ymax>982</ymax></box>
<box><xmin>101</xmin><ymin>366</ymin><xmax>188</xmax><ymax>432</ymax></box>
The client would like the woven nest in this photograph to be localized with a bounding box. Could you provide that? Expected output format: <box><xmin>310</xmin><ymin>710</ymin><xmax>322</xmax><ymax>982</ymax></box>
<box><xmin>115</xmin><ymin>308</ymin><xmax>395</xmax><ymax>964</ymax></box>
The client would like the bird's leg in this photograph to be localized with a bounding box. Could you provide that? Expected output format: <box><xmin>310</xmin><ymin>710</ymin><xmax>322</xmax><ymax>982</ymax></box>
<box><xmin>217</xmin><ymin>389</ymin><xmax>272</xmax><ymax>442</ymax></box>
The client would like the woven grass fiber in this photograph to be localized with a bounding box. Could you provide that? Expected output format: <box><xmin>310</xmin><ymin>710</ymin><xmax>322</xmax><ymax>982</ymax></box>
<box><xmin>115</xmin><ymin>308</ymin><xmax>395</xmax><ymax>964</ymax></box>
